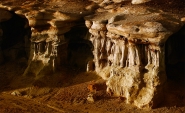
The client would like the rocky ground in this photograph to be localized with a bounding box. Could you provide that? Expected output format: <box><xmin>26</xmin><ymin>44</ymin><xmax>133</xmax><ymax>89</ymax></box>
<box><xmin>0</xmin><ymin>59</ymin><xmax>184</xmax><ymax>113</ymax></box>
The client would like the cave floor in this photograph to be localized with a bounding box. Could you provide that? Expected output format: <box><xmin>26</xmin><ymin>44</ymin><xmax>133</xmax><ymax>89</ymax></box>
<box><xmin>0</xmin><ymin>60</ymin><xmax>184</xmax><ymax>113</ymax></box>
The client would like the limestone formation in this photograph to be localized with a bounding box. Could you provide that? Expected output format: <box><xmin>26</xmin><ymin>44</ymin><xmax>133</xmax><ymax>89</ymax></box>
<box><xmin>85</xmin><ymin>5</ymin><xmax>184</xmax><ymax>108</ymax></box>
<box><xmin>0</xmin><ymin>0</ymin><xmax>95</xmax><ymax>76</ymax></box>
<box><xmin>0</xmin><ymin>0</ymin><xmax>184</xmax><ymax>109</ymax></box>
<box><xmin>89</xmin><ymin>0</ymin><xmax>151</xmax><ymax>5</ymax></box>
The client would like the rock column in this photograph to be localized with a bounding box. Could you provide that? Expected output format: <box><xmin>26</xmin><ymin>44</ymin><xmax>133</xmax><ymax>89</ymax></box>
<box><xmin>85</xmin><ymin>6</ymin><xmax>184</xmax><ymax>108</ymax></box>
<box><xmin>20</xmin><ymin>10</ymin><xmax>77</xmax><ymax>76</ymax></box>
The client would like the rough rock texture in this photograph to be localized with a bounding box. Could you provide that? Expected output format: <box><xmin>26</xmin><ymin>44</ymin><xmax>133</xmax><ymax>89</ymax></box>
<box><xmin>0</xmin><ymin>0</ymin><xmax>95</xmax><ymax>76</ymax></box>
<box><xmin>85</xmin><ymin>4</ymin><xmax>185</xmax><ymax>108</ymax></box>
<box><xmin>89</xmin><ymin>0</ymin><xmax>151</xmax><ymax>5</ymax></box>
<box><xmin>0</xmin><ymin>0</ymin><xmax>184</xmax><ymax>109</ymax></box>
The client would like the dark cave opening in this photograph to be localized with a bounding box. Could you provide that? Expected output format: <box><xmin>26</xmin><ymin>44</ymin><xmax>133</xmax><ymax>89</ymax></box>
<box><xmin>0</xmin><ymin>11</ymin><xmax>31</xmax><ymax>64</ymax></box>
<box><xmin>165</xmin><ymin>25</ymin><xmax>185</xmax><ymax>82</ymax></box>
<box><xmin>64</xmin><ymin>23</ymin><xmax>94</xmax><ymax>71</ymax></box>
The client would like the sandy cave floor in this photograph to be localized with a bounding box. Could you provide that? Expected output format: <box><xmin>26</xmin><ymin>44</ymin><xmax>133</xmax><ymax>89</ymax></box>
<box><xmin>0</xmin><ymin>59</ymin><xmax>184</xmax><ymax>113</ymax></box>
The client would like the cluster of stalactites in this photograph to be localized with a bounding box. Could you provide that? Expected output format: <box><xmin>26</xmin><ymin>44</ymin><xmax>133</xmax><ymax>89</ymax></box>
<box><xmin>91</xmin><ymin>35</ymin><xmax>162</xmax><ymax>68</ymax></box>
<box><xmin>29</xmin><ymin>32</ymin><xmax>65</xmax><ymax>72</ymax></box>
<box><xmin>89</xmin><ymin>0</ymin><xmax>151</xmax><ymax>5</ymax></box>
<box><xmin>86</xmin><ymin>20</ymin><xmax>163</xmax><ymax>72</ymax></box>
<box><xmin>32</xmin><ymin>35</ymin><xmax>65</xmax><ymax>59</ymax></box>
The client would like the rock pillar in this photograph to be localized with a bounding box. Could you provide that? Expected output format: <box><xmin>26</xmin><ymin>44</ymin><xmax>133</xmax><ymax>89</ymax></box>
<box><xmin>85</xmin><ymin>6</ymin><xmax>184</xmax><ymax>108</ymax></box>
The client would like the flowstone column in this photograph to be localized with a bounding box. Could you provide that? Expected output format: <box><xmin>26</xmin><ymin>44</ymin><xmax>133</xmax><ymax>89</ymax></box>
<box><xmin>85</xmin><ymin>6</ymin><xmax>185</xmax><ymax>108</ymax></box>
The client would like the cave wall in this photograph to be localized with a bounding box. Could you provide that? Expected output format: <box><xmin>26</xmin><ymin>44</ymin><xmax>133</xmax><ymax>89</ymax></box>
<box><xmin>0</xmin><ymin>0</ymin><xmax>184</xmax><ymax>109</ymax></box>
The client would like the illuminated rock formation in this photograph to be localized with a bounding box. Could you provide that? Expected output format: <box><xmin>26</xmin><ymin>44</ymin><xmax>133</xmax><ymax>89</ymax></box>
<box><xmin>85</xmin><ymin>6</ymin><xmax>185</xmax><ymax>108</ymax></box>
<box><xmin>0</xmin><ymin>0</ymin><xmax>184</xmax><ymax>109</ymax></box>
<box><xmin>22</xmin><ymin>10</ymin><xmax>77</xmax><ymax>75</ymax></box>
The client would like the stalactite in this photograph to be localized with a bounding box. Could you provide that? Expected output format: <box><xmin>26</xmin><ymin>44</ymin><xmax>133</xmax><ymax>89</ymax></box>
<box><xmin>33</xmin><ymin>43</ymin><xmax>38</xmax><ymax>55</ymax></box>
<box><xmin>94</xmin><ymin>38</ymin><xmax>101</xmax><ymax>67</ymax></box>
<box><xmin>44</xmin><ymin>42</ymin><xmax>49</xmax><ymax>55</ymax></box>
<box><xmin>106</xmin><ymin>38</ymin><xmax>112</xmax><ymax>56</ymax></box>
<box><xmin>150</xmin><ymin>50</ymin><xmax>155</xmax><ymax>65</ymax></box>
<box><xmin>100</xmin><ymin>38</ymin><xmax>106</xmax><ymax>53</ymax></box>
<box><xmin>135</xmin><ymin>45</ymin><xmax>140</xmax><ymax>66</ymax></box>
<box><xmin>111</xmin><ymin>39</ymin><xmax>121</xmax><ymax>66</ymax></box>
<box><xmin>120</xmin><ymin>40</ymin><xmax>126</xmax><ymax>67</ymax></box>
<box><xmin>94</xmin><ymin>37</ymin><xmax>100</xmax><ymax>51</ymax></box>
<box><xmin>128</xmin><ymin>42</ymin><xmax>136</xmax><ymax>66</ymax></box>
<box><xmin>156</xmin><ymin>50</ymin><xmax>159</xmax><ymax>66</ymax></box>
<box><xmin>51</xmin><ymin>45</ymin><xmax>58</xmax><ymax>57</ymax></box>
<box><xmin>147</xmin><ymin>48</ymin><xmax>151</xmax><ymax>65</ymax></box>
<box><xmin>38</xmin><ymin>42</ymin><xmax>46</xmax><ymax>54</ymax></box>
<box><xmin>100</xmin><ymin>38</ymin><xmax>107</xmax><ymax>60</ymax></box>
<box><xmin>84</xmin><ymin>1</ymin><xmax>185</xmax><ymax>108</ymax></box>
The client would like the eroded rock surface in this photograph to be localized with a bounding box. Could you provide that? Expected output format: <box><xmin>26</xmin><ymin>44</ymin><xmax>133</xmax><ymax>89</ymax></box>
<box><xmin>89</xmin><ymin>0</ymin><xmax>151</xmax><ymax>5</ymax></box>
<box><xmin>85</xmin><ymin>4</ymin><xmax>185</xmax><ymax>108</ymax></box>
<box><xmin>0</xmin><ymin>0</ymin><xmax>184</xmax><ymax>109</ymax></box>
<box><xmin>0</xmin><ymin>0</ymin><xmax>95</xmax><ymax>76</ymax></box>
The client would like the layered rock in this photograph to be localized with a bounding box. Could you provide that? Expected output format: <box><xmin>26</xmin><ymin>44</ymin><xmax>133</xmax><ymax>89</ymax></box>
<box><xmin>89</xmin><ymin>0</ymin><xmax>151</xmax><ymax>5</ymax></box>
<box><xmin>0</xmin><ymin>0</ymin><xmax>184</xmax><ymax>109</ymax></box>
<box><xmin>0</xmin><ymin>0</ymin><xmax>95</xmax><ymax>76</ymax></box>
<box><xmin>85</xmin><ymin>6</ymin><xmax>185</xmax><ymax>108</ymax></box>
<box><xmin>21</xmin><ymin>10</ymin><xmax>78</xmax><ymax>76</ymax></box>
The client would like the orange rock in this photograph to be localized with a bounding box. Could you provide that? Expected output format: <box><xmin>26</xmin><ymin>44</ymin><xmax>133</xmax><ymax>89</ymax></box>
<box><xmin>87</xmin><ymin>80</ymin><xmax>107</xmax><ymax>93</ymax></box>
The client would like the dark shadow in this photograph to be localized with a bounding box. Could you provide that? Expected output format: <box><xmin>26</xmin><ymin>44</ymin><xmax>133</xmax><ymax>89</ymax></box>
<box><xmin>64</xmin><ymin>24</ymin><xmax>94</xmax><ymax>71</ymax></box>
<box><xmin>0</xmin><ymin>11</ymin><xmax>31</xmax><ymax>62</ymax></box>
<box><xmin>0</xmin><ymin>11</ymin><xmax>31</xmax><ymax>91</ymax></box>
<box><xmin>0</xmin><ymin>19</ymin><xmax>97</xmax><ymax>93</ymax></box>
<box><xmin>160</xmin><ymin>25</ymin><xmax>185</xmax><ymax>108</ymax></box>
<box><xmin>165</xmin><ymin>25</ymin><xmax>185</xmax><ymax>83</ymax></box>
